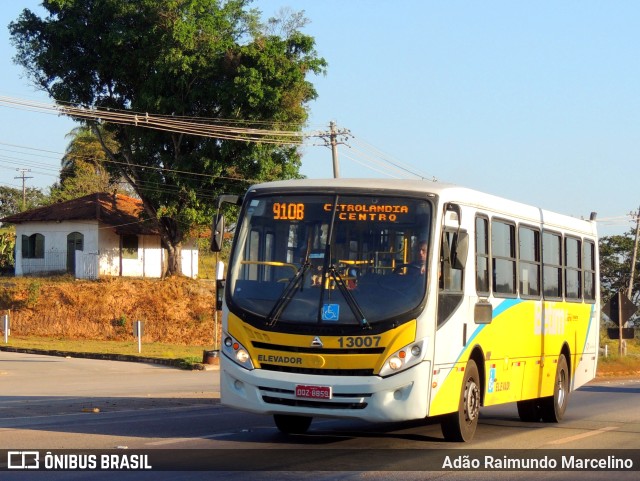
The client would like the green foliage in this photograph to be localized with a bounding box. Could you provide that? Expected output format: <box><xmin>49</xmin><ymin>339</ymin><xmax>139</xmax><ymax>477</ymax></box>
<box><xmin>0</xmin><ymin>186</ymin><xmax>48</xmax><ymax>216</ymax></box>
<box><xmin>26</xmin><ymin>281</ymin><xmax>42</xmax><ymax>308</ymax></box>
<box><xmin>49</xmin><ymin>126</ymin><xmax>125</xmax><ymax>202</ymax></box>
<box><xmin>9</xmin><ymin>0</ymin><xmax>327</xmax><ymax>275</ymax></box>
<box><xmin>599</xmin><ymin>233</ymin><xmax>639</xmax><ymax>303</ymax></box>
<box><xmin>116</xmin><ymin>314</ymin><xmax>127</xmax><ymax>328</ymax></box>
<box><xmin>0</xmin><ymin>230</ymin><xmax>16</xmax><ymax>272</ymax></box>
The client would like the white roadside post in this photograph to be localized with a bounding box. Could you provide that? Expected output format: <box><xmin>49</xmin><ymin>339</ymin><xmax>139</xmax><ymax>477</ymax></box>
<box><xmin>2</xmin><ymin>314</ymin><xmax>8</xmax><ymax>344</ymax></box>
<box><xmin>134</xmin><ymin>320</ymin><xmax>144</xmax><ymax>353</ymax></box>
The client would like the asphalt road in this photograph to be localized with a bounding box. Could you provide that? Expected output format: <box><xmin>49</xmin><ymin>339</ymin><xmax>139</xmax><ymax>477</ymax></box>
<box><xmin>1</xmin><ymin>350</ymin><xmax>639</xmax><ymax>480</ymax></box>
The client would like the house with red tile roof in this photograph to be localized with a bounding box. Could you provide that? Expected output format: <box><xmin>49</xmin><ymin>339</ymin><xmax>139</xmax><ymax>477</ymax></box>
<box><xmin>0</xmin><ymin>192</ymin><xmax>198</xmax><ymax>278</ymax></box>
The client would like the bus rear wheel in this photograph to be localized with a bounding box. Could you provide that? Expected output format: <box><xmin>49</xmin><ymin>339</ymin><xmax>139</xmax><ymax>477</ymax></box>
<box><xmin>273</xmin><ymin>414</ymin><xmax>313</xmax><ymax>434</ymax></box>
<box><xmin>541</xmin><ymin>354</ymin><xmax>569</xmax><ymax>422</ymax></box>
<box><xmin>441</xmin><ymin>359</ymin><xmax>481</xmax><ymax>442</ymax></box>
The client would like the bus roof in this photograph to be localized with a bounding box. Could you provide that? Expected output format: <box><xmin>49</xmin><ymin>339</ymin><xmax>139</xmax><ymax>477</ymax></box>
<box><xmin>247</xmin><ymin>178</ymin><xmax>597</xmax><ymax>237</ymax></box>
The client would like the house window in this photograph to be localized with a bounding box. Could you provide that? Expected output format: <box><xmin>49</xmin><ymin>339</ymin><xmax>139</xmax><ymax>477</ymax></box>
<box><xmin>21</xmin><ymin>233</ymin><xmax>45</xmax><ymax>259</ymax></box>
<box><xmin>122</xmin><ymin>235</ymin><xmax>139</xmax><ymax>259</ymax></box>
<box><xmin>67</xmin><ymin>232</ymin><xmax>84</xmax><ymax>251</ymax></box>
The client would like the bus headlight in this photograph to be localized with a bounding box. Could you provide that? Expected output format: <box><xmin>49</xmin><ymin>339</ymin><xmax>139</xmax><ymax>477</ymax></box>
<box><xmin>222</xmin><ymin>332</ymin><xmax>254</xmax><ymax>370</ymax></box>
<box><xmin>379</xmin><ymin>338</ymin><xmax>428</xmax><ymax>378</ymax></box>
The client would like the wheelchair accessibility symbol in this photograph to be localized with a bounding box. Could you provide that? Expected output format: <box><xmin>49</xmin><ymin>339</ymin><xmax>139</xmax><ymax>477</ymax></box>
<box><xmin>322</xmin><ymin>303</ymin><xmax>340</xmax><ymax>321</ymax></box>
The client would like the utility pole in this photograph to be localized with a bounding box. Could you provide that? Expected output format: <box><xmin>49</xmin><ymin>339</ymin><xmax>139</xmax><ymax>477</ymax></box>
<box><xmin>628</xmin><ymin>206</ymin><xmax>640</xmax><ymax>301</ymax></box>
<box><xmin>14</xmin><ymin>168</ymin><xmax>33</xmax><ymax>211</ymax></box>
<box><xmin>330</xmin><ymin>121</ymin><xmax>340</xmax><ymax>178</ymax></box>
<box><xmin>313</xmin><ymin>122</ymin><xmax>351</xmax><ymax>178</ymax></box>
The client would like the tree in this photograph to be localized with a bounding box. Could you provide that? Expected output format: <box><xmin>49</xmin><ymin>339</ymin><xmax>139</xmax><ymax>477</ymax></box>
<box><xmin>10</xmin><ymin>0</ymin><xmax>327</xmax><ymax>275</ymax></box>
<box><xmin>0</xmin><ymin>186</ymin><xmax>48</xmax><ymax>218</ymax></box>
<box><xmin>599</xmin><ymin>233</ymin><xmax>640</xmax><ymax>304</ymax></box>
<box><xmin>49</xmin><ymin>126</ymin><xmax>125</xmax><ymax>202</ymax></box>
<box><xmin>0</xmin><ymin>230</ymin><xmax>16</xmax><ymax>272</ymax></box>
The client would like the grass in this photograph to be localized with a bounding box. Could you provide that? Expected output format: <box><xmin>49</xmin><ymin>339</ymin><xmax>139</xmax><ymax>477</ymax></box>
<box><xmin>1</xmin><ymin>336</ymin><xmax>214</xmax><ymax>369</ymax></box>
<box><xmin>595</xmin><ymin>333</ymin><xmax>640</xmax><ymax>377</ymax></box>
<box><xmin>597</xmin><ymin>351</ymin><xmax>640</xmax><ymax>377</ymax></box>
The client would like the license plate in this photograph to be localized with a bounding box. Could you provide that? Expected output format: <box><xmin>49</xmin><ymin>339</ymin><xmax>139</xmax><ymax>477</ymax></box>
<box><xmin>295</xmin><ymin>384</ymin><xmax>332</xmax><ymax>400</ymax></box>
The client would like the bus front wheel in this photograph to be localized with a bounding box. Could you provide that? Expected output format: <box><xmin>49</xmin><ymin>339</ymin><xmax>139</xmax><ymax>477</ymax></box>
<box><xmin>274</xmin><ymin>414</ymin><xmax>313</xmax><ymax>434</ymax></box>
<box><xmin>441</xmin><ymin>359</ymin><xmax>481</xmax><ymax>442</ymax></box>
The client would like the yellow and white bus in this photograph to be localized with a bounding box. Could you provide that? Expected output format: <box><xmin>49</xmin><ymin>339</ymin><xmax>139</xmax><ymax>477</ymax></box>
<box><xmin>211</xmin><ymin>178</ymin><xmax>599</xmax><ymax>441</ymax></box>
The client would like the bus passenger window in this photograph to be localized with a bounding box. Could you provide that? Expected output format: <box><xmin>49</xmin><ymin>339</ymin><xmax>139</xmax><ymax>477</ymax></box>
<box><xmin>475</xmin><ymin>216</ymin><xmax>490</xmax><ymax>295</ymax></box>
<box><xmin>565</xmin><ymin>237</ymin><xmax>582</xmax><ymax>300</ymax></box>
<box><xmin>583</xmin><ymin>240</ymin><xmax>596</xmax><ymax>301</ymax></box>
<box><xmin>519</xmin><ymin>226</ymin><xmax>541</xmax><ymax>298</ymax></box>
<box><xmin>543</xmin><ymin>232</ymin><xmax>562</xmax><ymax>299</ymax></box>
<box><xmin>492</xmin><ymin>220</ymin><xmax>516</xmax><ymax>296</ymax></box>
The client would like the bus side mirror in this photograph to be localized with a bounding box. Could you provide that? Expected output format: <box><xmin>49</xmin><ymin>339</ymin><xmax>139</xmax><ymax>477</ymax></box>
<box><xmin>210</xmin><ymin>215</ymin><xmax>225</xmax><ymax>252</ymax></box>
<box><xmin>474</xmin><ymin>301</ymin><xmax>492</xmax><ymax>324</ymax></box>
<box><xmin>210</xmin><ymin>194</ymin><xmax>242</xmax><ymax>252</ymax></box>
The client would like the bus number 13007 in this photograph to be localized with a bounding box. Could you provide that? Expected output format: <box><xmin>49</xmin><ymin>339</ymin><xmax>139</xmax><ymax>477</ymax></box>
<box><xmin>338</xmin><ymin>336</ymin><xmax>381</xmax><ymax>348</ymax></box>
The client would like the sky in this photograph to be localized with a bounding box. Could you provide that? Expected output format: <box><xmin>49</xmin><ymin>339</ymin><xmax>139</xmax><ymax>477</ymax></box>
<box><xmin>1</xmin><ymin>0</ymin><xmax>639</xmax><ymax>237</ymax></box>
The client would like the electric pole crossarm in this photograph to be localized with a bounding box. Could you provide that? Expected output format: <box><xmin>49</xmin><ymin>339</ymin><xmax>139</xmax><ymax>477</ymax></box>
<box><xmin>311</xmin><ymin>122</ymin><xmax>352</xmax><ymax>179</ymax></box>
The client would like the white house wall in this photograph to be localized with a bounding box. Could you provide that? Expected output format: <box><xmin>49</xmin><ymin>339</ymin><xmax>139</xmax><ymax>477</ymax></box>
<box><xmin>97</xmin><ymin>228</ymin><xmax>163</xmax><ymax>278</ymax></box>
<box><xmin>13</xmin><ymin>220</ymin><xmax>198</xmax><ymax>279</ymax></box>
<box><xmin>97</xmin><ymin>227</ymin><xmax>121</xmax><ymax>276</ymax></box>
<box><xmin>181</xmin><ymin>240</ymin><xmax>199</xmax><ymax>279</ymax></box>
<box><xmin>14</xmin><ymin>220</ymin><xmax>99</xmax><ymax>276</ymax></box>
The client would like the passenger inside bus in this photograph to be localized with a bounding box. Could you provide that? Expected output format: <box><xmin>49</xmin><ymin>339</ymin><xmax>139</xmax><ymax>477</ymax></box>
<box><xmin>413</xmin><ymin>240</ymin><xmax>428</xmax><ymax>275</ymax></box>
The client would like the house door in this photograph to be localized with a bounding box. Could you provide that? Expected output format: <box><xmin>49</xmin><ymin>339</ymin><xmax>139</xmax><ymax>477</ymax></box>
<box><xmin>67</xmin><ymin>232</ymin><xmax>84</xmax><ymax>274</ymax></box>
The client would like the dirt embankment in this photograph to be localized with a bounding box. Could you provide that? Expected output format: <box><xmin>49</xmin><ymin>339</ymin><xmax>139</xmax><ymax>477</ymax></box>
<box><xmin>0</xmin><ymin>277</ymin><xmax>216</xmax><ymax>346</ymax></box>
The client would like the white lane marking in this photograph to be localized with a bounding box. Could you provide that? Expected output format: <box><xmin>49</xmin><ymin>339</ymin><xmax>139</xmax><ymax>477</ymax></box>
<box><xmin>145</xmin><ymin>432</ymin><xmax>234</xmax><ymax>446</ymax></box>
<box><xmin>547</xmin><ymin>426</ymin><xmax>619</xmax><ymax>445</ymax></box>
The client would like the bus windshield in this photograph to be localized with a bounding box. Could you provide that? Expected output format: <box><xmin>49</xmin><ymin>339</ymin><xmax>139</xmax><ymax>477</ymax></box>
<box><xmin>227</xmin><ymin>193</ymin><xmax>432</xmax><ymax>328</ymax></box>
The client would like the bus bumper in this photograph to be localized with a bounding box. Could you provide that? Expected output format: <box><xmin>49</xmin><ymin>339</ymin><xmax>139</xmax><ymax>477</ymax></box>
<box><xmin>220</xmin><ymin>355</ymin><xmax>433</xmax><ymax>423</ymax></box>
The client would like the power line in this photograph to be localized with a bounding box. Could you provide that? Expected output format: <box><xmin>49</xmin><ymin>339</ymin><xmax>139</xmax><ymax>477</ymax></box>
<box><xmin>0</xmin><ymin>96</ymin><xmax>315</xmax><ymax>145</ymax></box>
<box><xmin>1</xmin><ymin>96</ymin><xmax>437</xmax><ymax>185</ymax></box>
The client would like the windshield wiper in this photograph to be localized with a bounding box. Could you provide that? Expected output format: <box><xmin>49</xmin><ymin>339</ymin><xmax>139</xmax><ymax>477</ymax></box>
<box><xmin>326</xmin><ymin>265</ymin><xmax>371</xmax><ymax>330</ymax></box>
<box><xmin>316</xmin><ymin>195</ymin><xmax>370</xmax><ymax>330</ymax></box>
<box><xmin>265</xmin><ymin>261</ymin><xmax>310</xmax><ymax>327</ymax></box>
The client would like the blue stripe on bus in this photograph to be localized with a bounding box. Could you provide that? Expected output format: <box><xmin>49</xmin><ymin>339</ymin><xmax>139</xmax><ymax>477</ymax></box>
<box><xmin>439</xmin><ymin>298</ymin><xmax>525</xmax><ymax>391</ymax></box>
<box><xmin>491</xmin><ymin>298</ymin><xmax>522</xmax><ymax>319</ymax></box>
<box><xmin>455</xmin><ymin>298</ymin><xmax>523</xmax><ymax>364</ymax></box>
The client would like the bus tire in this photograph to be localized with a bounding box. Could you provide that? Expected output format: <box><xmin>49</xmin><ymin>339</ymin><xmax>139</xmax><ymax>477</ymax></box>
<box><xmin>541</xmin><ymin>354</ymin><xmax>569</xmax><ymax>423</ymax></box>
<box><xmin>440</xmin><ymin>359</ymin><xmax>481</xmax><ymax>442</ymax></box>
<box><xmin>516</xmin><ymin>399</ymin><xmax>542</xmax><ymax>422</ymax></box>
<box><xmin>274</xmin><ymin>414</ymin><xmax>312</xmax><ymax>434</ymax></box>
